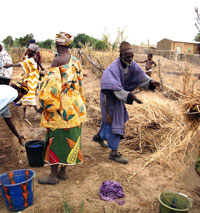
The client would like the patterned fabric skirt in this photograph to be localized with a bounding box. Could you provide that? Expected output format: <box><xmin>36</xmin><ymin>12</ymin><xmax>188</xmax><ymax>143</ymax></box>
<box><xmin>44</xmin><ymin>125</ymin><xmax>83</xmax><ymax>165</ymax></box>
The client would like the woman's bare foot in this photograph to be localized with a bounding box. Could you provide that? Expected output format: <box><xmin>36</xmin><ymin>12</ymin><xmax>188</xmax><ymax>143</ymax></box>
<box><xmin>57</xmin><ymin>167</ymin><xmax>67</xmax><ymax>180</ymax></box>
<box><xmin>38</xmin><ymin>176</ymin><xmax>59</xmax><ymax>185</ymax></box>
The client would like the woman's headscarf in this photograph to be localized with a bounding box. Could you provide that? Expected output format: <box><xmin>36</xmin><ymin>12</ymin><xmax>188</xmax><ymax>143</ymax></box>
<box><xmin>55</xmin><ymin>32</ymin><xmax>74</xmax><ymax>46</ymax></box>
<box><xmin>28</xmin><ymin>43</ymin><xmax>39</xmax><ymax>52</ymax></box>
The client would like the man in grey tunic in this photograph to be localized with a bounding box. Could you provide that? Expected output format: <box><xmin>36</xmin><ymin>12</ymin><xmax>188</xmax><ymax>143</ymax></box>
<box><xmin>93</xmin><ymin>41</ymin><xmax>160</xmax><ymax>164</ymax></box>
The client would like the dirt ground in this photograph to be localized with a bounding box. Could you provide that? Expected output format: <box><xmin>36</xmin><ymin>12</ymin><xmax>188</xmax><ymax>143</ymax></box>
<box><xmin>0</xmin><ymin>59</ymin><xmax>200</xmax><ymax>213</ymax></box>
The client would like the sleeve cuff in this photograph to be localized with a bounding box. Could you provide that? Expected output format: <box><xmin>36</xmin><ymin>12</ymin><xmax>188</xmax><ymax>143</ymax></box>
<box><xmin>127</xmin><ymin>93</ymin><xmax>134</xmax><ymax>104</ymax></box>
<box><xmin>149</xmin><ymin>80</ymin><xmax>156</xmax><ymax>91</ymax></box>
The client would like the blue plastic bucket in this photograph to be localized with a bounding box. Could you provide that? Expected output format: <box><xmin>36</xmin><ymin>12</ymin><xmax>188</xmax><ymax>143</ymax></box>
<box><xmin>0</xmin><ymin>169</ymin><xmax>35</xmax><ymax>212</ymax></box>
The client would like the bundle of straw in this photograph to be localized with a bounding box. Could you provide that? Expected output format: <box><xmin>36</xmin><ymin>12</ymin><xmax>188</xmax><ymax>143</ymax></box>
<box><xmin>123</xmin><ymin>94</ymin><xmax>181</xmax><ymax>153</ymax></box>
<box><xmin>182</xmin><ymin>92</ymin><xmax>200</xmax><ymax>128</ymax></box>
<box><xmin>85</xmin><ymin>89</ymin><xmax>101</xmax><ymax>129</ymax></box>
<box><xmin>85</xmin><ymin>90</ymin><xmax>199</xmax><ymax>173</ymax></box>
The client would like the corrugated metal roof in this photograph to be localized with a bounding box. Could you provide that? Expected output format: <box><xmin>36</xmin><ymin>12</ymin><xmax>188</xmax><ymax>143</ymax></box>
<box><xmin>173</xmin><ymin>40</ymin><xmax>199</xmax><ymax>44</ymax></box>
<box><xmin>160</xmin><ymin>38</ymin><xmax>199</xmax><ymax>44</ymax></box>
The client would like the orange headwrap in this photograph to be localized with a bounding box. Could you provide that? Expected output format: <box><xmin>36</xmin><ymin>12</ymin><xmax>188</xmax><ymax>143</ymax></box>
<box><xmin>55</xmin><ymin>32</ymin><xmax>74</xmax><ymax>47</ymax></box>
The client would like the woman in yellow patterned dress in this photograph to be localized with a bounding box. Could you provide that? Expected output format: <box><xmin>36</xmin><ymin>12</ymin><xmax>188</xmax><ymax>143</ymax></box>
<box><xmin>4</xmin><ymin>44</ymin><xmax>40</xmax><ymax>119</ymax></box>
<box><xmin>38</xmin><ymin>32</ymin><xmax>86</xmax><ymax>185</ymax></box>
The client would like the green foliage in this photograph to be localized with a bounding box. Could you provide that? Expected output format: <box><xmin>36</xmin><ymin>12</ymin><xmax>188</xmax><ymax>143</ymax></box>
<box><xmin>72</xmin><ymin>33</ymin><xmax>110</xmax><ymax>50</ymax></box>
<box><xmin>63</xmin><ymin>199</ymin><xmax>72</xmax><ymax>213</ymax></box>
<box><xmin>15</xmin><ymin>33</ymin><xmax>34</xmax><ymax>47</ymax></box>
<box><xmin>94</xmin><ymin>40</ymin><xmax>108</xmax><ymax>51</ymax></box>
<box><xmin>81</xmin><ymin>199</ymin><xmax>84</xmax><ymax>213</ymax></box>
<box><xmin>2</xmin><ymin>33</ymin><xmax>54</xmax><ymax>49</ymax></box>
<box><xmin>194</xmin><ymin>32</ymin><xmax>200</xmax><ymax>41</ymax></box>
<box><xmin>3</xmin><ymin>36</ymin><xmax>14</xmax><ymax>48</ymax></box>
<box><xmin>38</xmin><ymin>39</ymin><xmax>54</xmax><ymax>49</ymax></box>
<box><xmin>2</xmin><ymin>27</ymin><xmax>127</xmax><ymax>51</ymax></box>
<box><xmin>72</xmin><ymin>33</ymin><xmax>97</xmax><ymax>48</ymax></box>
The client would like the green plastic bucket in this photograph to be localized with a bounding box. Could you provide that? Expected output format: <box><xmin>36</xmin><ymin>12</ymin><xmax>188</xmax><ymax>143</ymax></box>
<box><xmin>158</xmin><ymin>191</ymin><xmax>192</xmax><ymax>213</ymax></box>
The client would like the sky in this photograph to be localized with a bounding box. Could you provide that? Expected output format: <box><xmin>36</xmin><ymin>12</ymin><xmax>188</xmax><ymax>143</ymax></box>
<box><xmin>1</xmin><ymin>0</ymin><xmax>200</xmax><ymax>45</ymax></box>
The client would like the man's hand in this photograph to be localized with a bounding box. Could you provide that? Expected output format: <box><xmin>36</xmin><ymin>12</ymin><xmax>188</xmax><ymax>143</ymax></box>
<box><xmin>131</xmin><ymin>93</ymin><xmax>143</xmax><ymax>104</ymax></box>
<box><xmin>151</xmin><ymin>80</ymin><xmax>160</xmax><ymax>88</ymax></box>
<box><xmin>18</xmin><ymin>135</ymin><xmax>25</xmax><ymax>146</ymax></box>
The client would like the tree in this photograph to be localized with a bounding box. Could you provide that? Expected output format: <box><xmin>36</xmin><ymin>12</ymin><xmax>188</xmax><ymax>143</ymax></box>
<box><xmin>194</xmin><ymin>7</ymin><xmax>200</xmax><ymax>42</ymax></box>
<box><xmin>101</xmin><ymin>30</ymin><xmax>111</xmax><ymax>50</ymax></box>
<box><xmin>194</xmin><ymin>32</ymin><xmax>200</xmax><ymax>42</ymax></box>
<box><xmin>195</xmin><ymin>7</ymin><xmax>200</xmax><ymax>32</ymax></box>
<box><xmin>16</xmin><ymin>33</ymin><xmax>34</xmax><ymax>47</ymax></box>
<box><xmin>3</xmin><ymin>36</ymin><xmax>14</xmax><ymax>48</ymax></box>
<box><xmin>38</xmin><ymin>39</ymin><xmax>54</xmax><ymax>49</ymax></box>
<box><xmin>72</xmin><ymin>33</ymin><xmax>97</xmax><ymax>48</ymax></box>
<box><xmin>113</xmin><ymin>27</ymin><xmax>128</xmax><ymax>50</ymax></box>
<box><xmin>94</xmin><ymin>40</ymin><xmax>108</xmax><ymax>51</ymax></box>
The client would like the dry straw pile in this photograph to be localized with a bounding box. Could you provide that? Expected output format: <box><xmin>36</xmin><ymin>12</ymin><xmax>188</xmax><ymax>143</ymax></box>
<box><xmin>86</xmin><ymin>90</ymin><xmax>198</xmax><ymax>173</ymax></box>
<box><xmin>121</xmin><ymin>93</ymin><xmax>198</xmax><ymax>168</ymax></box>
<box><xmin>123</xmin><ymin>93</ymin><xmax>179</xmax><ymax>153</ymax></box>
<box><xmin>182</xmin><ymin>92</ymin><xmax>200</xmax><ymax>130</ymax></box>
<box><xmin>8</xmin><ymin>48</ymin><xmax>54</xmax><ymax>63</ymax></box>
<box><xmin>123</xmin><ymin>93</ymin><xmax>200</xmax><ymax>178</ymax></box>
<box><xmin>40</xmin><ymin>49</ymin><xmax>54</xmax><ymax>63</ymax></box>
<box><xmin>85</xmin><ymin>88</ymin><xmax>101</xmax><ymax>131</ymax></box>
<box><xmin>83</xmin><ymin>49</ymin><xmax>200</xmax><ymax>178</ymax></box>
<box><xmin>8</xmin><ymin>48</ymin><xmax>26</xmax><ymax>63</ymax></box>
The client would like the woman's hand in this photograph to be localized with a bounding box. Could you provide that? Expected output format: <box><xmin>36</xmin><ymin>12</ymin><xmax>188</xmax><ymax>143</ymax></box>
<box><xmin>18</xmin><ymin>135</ymin><xmax>26</xmax><ymax>146</ymax></box>
<box><xmin>3</xmin><ymin>64</ymin><xmax>12</xmax><ymax>68</ymax></box>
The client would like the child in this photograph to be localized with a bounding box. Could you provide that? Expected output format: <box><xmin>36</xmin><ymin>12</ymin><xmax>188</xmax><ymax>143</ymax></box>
<box><xmin>136</xmin><ymin>53</ymin><xmax>157</xmax><ymax>77</ymax></box>
<box><xmin>4</xmin><ymin>44</ymin><xmax>40</xmax><ymax>119</ymax></box>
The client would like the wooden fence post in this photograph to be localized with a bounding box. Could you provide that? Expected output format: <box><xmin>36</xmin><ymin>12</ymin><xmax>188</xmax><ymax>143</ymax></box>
<box><xmin>158</xmin><ymin>59</ymin><xmax>164</xmax><ymax>92</ymax></box>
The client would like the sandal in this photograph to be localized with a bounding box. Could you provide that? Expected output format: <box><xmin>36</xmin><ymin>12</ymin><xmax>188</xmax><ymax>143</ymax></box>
<box><xmin>38</xmin><ymin>176</ymin><xmax>59</xmax><ymax>185</ymax></box>
<box><xmin>92</xmin><ymin>135</ymin><xmax>108</xmax><ymax>148</ymax></box>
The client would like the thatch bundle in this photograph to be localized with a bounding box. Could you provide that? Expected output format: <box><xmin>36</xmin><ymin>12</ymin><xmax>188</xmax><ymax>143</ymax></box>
<box><xmin>85</xmin><ymin>89</ymin><xmax>101</xmax><ymax>130</ymax></box>
<box><xmin>182</xmin><ymin>92</ymin><xmax>200</xmax><ymax>129</ymax></box>
<box><xmin>123</xmin><ymin>93</ymin><xmax>199</xmax><ymax>174</ymax></box>
<box><xmin>85</xmin><ymin>90</ymin><xmax>191</xmax><ymax>154</ymax></box>
<box><xmin>85</xmin><ymin>89</ymin><xmax>199</xmax><ymax>173</ymax></box>
<box><xmin>123</xmin><ymin>93</ymin><xmax>183</xmax><ymax>153</ymax></box>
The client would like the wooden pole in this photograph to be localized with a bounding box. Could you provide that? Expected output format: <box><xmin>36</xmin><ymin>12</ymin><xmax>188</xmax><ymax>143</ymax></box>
<box><xmin>79</xmin><ymin>49</ymin><xmax>105</xmax><ymax>73</ymax></box>
<box><xmin>157</xmin><ymin>59</ymin><xmax>164</xmax><ymax>92</ymax></box>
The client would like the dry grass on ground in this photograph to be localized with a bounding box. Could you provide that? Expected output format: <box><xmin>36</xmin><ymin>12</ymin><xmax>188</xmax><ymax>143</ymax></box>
<box><xmin>83</xmin><ymin>50</ymin><xmax>200</xmax><ymax>179</ymax></box>
<box><xmin>1</xmin><ymin>50</ymin><xmax>200</xmax><ymax>212</ymax></box>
